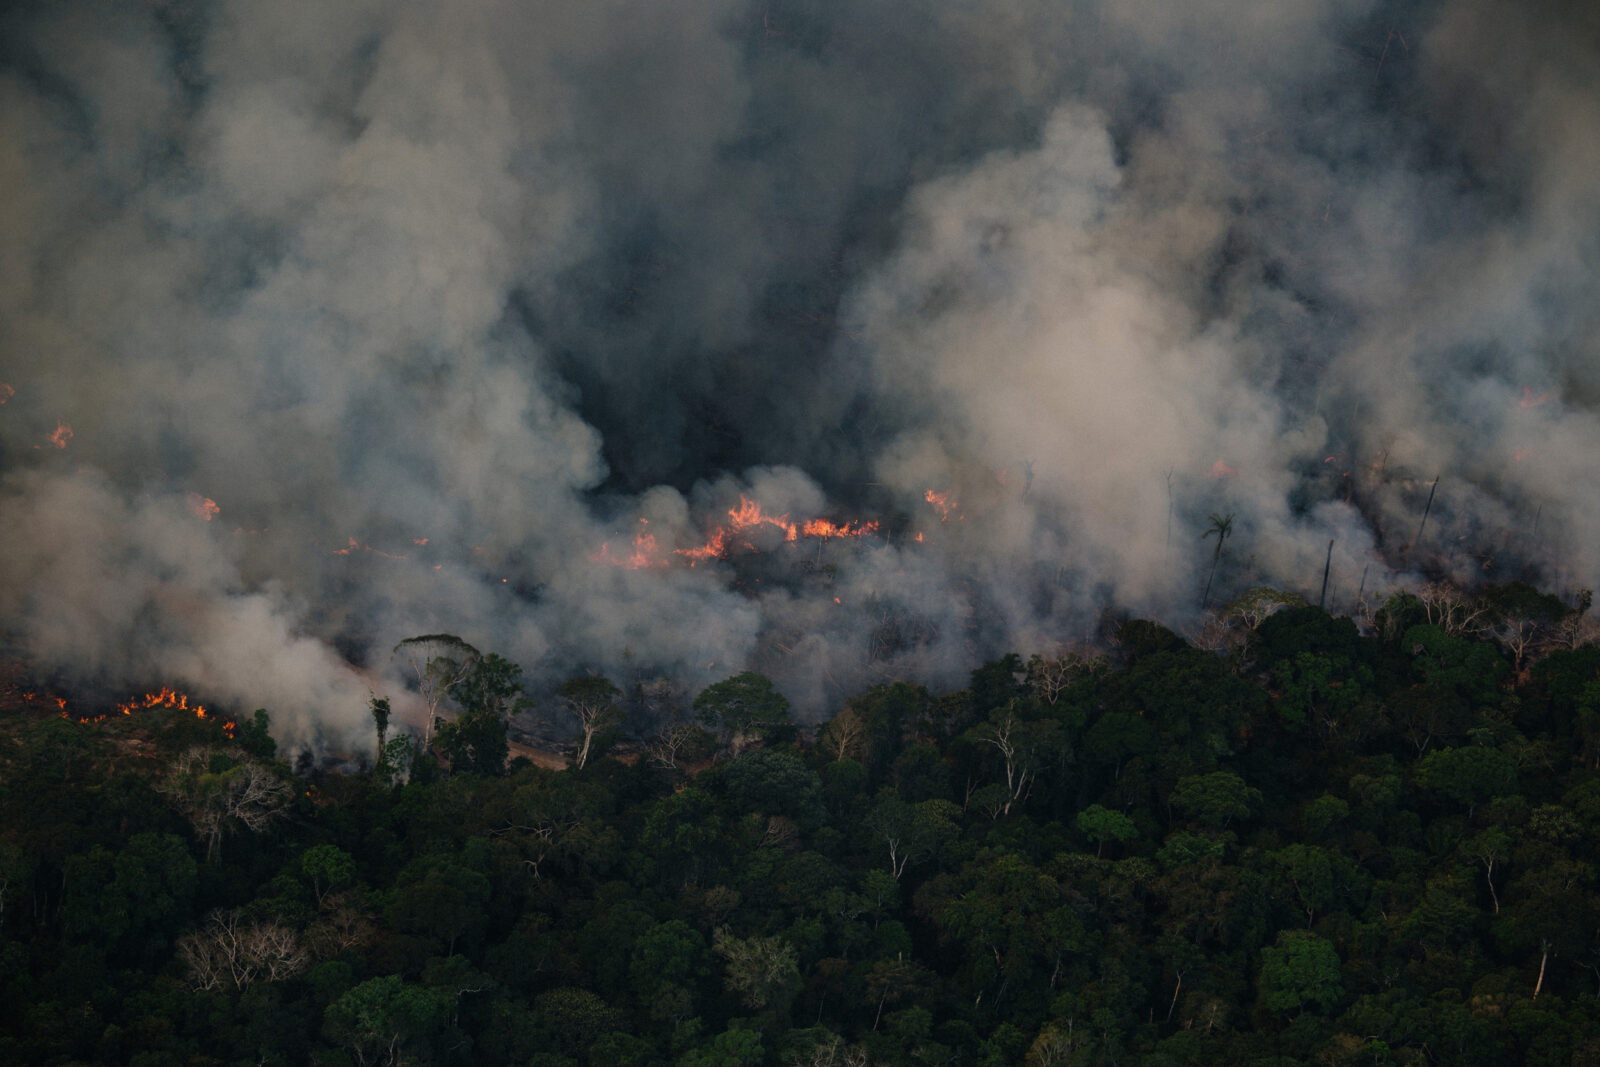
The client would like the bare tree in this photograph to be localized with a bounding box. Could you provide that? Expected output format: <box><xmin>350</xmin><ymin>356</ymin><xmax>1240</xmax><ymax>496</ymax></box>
<box><xmin>1025</xmin><ymin>650</ymin><xmax>1105</xmax><ymax>706</ymax></box>
<box><xmin>816</xmin><ymin>705</ymin><xmax>867</xmax><ymax>760</ymax></box>
<box><xmin>1493</xmin><ymin>617</ymin><xmax>1545</xmax><ymax>672</ymax></box>
<box><xmin>1415</xmin><ymin>581</ymin><xmax>1492</xmax><ymax>637</ymax></box>
<box><xmin>647</xmin><ymin>720</ymin><xmax>712</xmax><ymax>772</ymax></box>
<box><xmin>307</xmin><ymin>891</ymin><xmax>378</xmax><ymax>957</ymax></box>
<box><xmin>976</xmin><ymin>712</ymin><xmax>1057</xmax><ymax>816</ymax></box>
<box><xmin>161</xmin><ymin>748</ymin><xmax>292</xmax><ymax>863</ymax></box>
<box><xmin>178</xmin><ymin>909</ymin><xmax>308</xmax><ymax>991</ymax></box>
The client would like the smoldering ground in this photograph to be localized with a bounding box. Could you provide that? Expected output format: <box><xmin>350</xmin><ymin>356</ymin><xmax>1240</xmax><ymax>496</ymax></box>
<box><xmin>2</xmin><ymin>0</ymin><xmax>1597</xmax><ymax>751</ymax></box>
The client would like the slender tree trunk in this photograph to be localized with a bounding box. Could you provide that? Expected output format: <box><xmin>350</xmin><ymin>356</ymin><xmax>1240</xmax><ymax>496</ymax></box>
<box><xmin>1167</xmin><ymin>973</ymin><xmax>1182</xmax><ymax>1023</ymax></box>
<box><xmin>1201</xmin><ymin>556</ymin><xmax>1220</xmax><ymax>610</ymax></box>
<box><xmin>1535</xmin><ymin>944</ymin><xmax>1549</xmax><ymax>999</ymax></box>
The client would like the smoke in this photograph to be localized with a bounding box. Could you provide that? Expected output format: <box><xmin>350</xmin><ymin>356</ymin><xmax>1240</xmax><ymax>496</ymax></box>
<box><xmin>2</xmin><ymin>0</ymin><xmax>1596</xmax><ymax>750</ymax></box>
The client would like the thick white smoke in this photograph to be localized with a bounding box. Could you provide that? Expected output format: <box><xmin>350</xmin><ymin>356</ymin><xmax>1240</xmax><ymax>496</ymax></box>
<box><xmin>1</xmin><ymin>0</ymin><xmax>1596</xmax><ymax>750</ymax></box>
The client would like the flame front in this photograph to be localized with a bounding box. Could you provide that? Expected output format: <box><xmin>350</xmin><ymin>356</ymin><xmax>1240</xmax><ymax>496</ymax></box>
<box><xmin>60</xmin><ymin>686</ymin><xmax>236</xmax><ymax>738</ymax></box>
<box><xmin>48</xmin><ymin>420</ymin><xmax>73</xmax><ymax>449</ymax></box>
<box><xmin>596</xmin><ymin>496</ymin><xmax>881</xmax><ymax>569</ymax></box>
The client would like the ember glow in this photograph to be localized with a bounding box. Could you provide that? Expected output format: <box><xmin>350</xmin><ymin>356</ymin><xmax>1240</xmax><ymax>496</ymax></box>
<box><xmin>47</xmin><ymin>421</ymin><xmax>72</xmax><ymax>449</ymax></box>
<box><xmin>187</xmin><ymin>493</ymin><xmax>221</xmax><ymax>521</ymax></box>
<box><xmin>332</xmin><ymin>538</ymin><xmax>408</xmax><ymax>561</ymax></box>
<box><xmin>592</xmin><ymin>521</ymin><xmax>671</xmax><ymax>570</ymax></box>
<box><xmin>923</xmin><ymin>490</ymin><xmax>959</xmax><ymax>522</ymax></box>
<box><xmin>0</xmin><ymin>383</ymin><xmax>13</xmax><ymax>404</ymax></box>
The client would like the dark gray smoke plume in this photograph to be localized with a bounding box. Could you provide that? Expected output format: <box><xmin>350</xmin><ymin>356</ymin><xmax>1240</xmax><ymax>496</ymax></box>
<box><xmin>2</xmin><ymin>0</ymin><xmax>1596</xmax><ymax>750</ymax></box>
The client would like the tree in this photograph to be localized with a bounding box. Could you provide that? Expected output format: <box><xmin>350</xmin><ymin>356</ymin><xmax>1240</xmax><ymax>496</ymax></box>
<box><xmin>449</xmin><ymin>651</ymin><xmax>529</xmax><ymax>721</ymax></box>
<box><xmin>435</xmin><ymin>704</ymin><xmax>510</xmax><ymax>777</ymax></box>
<box><xmin>370</xmin><ymin>696</ymin><xmax>392</xmax><ymax>768</ymax></box>
<box><xmin>324</xmin><ymin>974</ymin><xmax>452</xmax><ymax>1067</ymax></box>
<box><xmin>393</xmin><ymin>634</ymin><xmax>481</xmax><ymax>750</ymax></box>
<box><xmin>558</xmin><ymin>675</ymin><xmax>621</xmax><ymax>771</ymax></box>
<box><xmin>678</xmin><ymin>1027</ymin><xmax>764</xmax><ymax>1067</ymax></box>
<box><xmin>177</xmin><ymin>909</ymin><xmax>308</xmax><ymax>992</ymax></box>
<box><xmin>712</xmin><ymin>928</ymin><xmax>801</xmax><ymax>1013</ymax></box>
<box><xmin>1200</xmin><ymin>512</ymin><xmax>1234</xmax><ymax>609</ymax></box>
<box><xmin>1415</xmin><ymin>745</ymin><xmax>1516</xmax><ymax>816</ymax></box>
<box><xmin>817</xmin><ymin>705</ymin><xmax>868</xmax><ymax>761</ymax></box>
<box><xmin>239</xmin><ymin>708</ymin><xmax>276</xmax><ymax>758</ymax></box>
<box><xmin>1076</xmin><ymin>805</ymin><xmax>1138</xmax><ymax>858</ymax></box>
<box><xmin>694</xmin><ymin>671</ymin><xmax>792</xmax><ymax>757</ymax></box>
<box><xmin>1461</xmin><ymin>827</ymin><xmax>1512</xmax><ymax>914</ymax></box>
<box><xmin>721</xmin><ymin>751</ymin><xmax>828</xmax><ymax>834</ymax></box>
<box><xmin>971</xmin><ymin>709</ymin><xmax>1060</xmax><ymax>816</ymax></box>
<box><xmin>301</xmin><ymin>844</ymin><xmax>357</xmax><ymax>906</ymax></box>
<box><xmin>160</xmin><ymin>747</ymin><xmax>293</xmax><ymax>863</ymax></box>
<box><xmin>1258</xmin><ymin>931</ymin><xmax>1343</xmax><ymax>1015</ymax></box>
<box><xmin>1170</xmin><ymin>771</ymin><xmax>1259</xmax><ymax>830</ymax></box>
<box><xmin>864</xmin><ymin>791</ymin><xmax>961</xmax><ymax>879</ymax></box>
<box><xmin>436</xmin><ymin>653</ymin><xmax>528</xmax><ymax>776</ymax></box>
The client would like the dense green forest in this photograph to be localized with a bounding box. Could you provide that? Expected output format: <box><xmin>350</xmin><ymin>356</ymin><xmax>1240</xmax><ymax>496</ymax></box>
<box><xmin>5</xmin><ymin>583</ymin><xmax>1600</xmax><ymax>1066</ymax></box>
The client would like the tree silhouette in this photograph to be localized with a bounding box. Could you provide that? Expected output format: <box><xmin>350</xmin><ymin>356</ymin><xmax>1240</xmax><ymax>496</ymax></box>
<box><xmin>1200</xmin><ymin>512</ymin><xmax>1234</xmax><ymax>609</ymax></box>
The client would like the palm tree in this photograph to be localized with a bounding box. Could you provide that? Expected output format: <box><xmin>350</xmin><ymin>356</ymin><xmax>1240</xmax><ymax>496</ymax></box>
<box><xmin>1200</xmin><ymin>512</ymin><xmax>1234</xmax><ymax>609</ymax></box>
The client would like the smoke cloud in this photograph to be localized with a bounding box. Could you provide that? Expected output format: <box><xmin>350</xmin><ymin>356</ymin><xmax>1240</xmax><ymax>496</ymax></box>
<box><xmin>2</xmin><ymin>0</ymin><xmax>1596</xmax><ymax>750</ymax></box>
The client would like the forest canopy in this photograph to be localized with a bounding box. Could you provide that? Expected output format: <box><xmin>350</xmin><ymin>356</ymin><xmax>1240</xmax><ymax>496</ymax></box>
<box><xmin>3</xmin><ymin>585</ymin><xmax>1600</xmax><ymax>1066</ymax></box>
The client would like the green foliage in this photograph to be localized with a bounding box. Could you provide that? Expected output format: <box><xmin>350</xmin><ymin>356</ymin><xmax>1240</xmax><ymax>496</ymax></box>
<box><xmin>1075</xmin><ymin>804</ymin><xmax>1137</xmax><ymax>857</ymax></box>
<box><xmin>719</xmin><ymin>749</ymin><xmax>827</xmax><ymax>831</ymax></box>
<box><xmin>1415</xmin><ymin>745</ymin><xmax>1517</xmax><ymax>813</ymax></box>
<box><xmin>239</xmin><ymin>709</ymin><xmax>276</xmax><ymax>759</ymax></box>
<box><xmin>1171</xmin><ymin>771</ymin><xmax>1260</xmax><ymax>829</ymax></box>
<box><xmin>1259</xmin><ymin>931</ymin><xmax>1343</xmax><ymax>1014</ymax></box>
<box><xmin>324</xmin><ymin>975</ymin><xmax>453</xmax><ymax>1065</ymax></box>
<box><xmin>13</xmin><ymin>583</ymin><xmax>1600</xmax><ymax>1065</ymax></box>
<box><xmin>695</xmin><ymin>671</ymin><xmax>793</xmax><ymax>754</ymax></box>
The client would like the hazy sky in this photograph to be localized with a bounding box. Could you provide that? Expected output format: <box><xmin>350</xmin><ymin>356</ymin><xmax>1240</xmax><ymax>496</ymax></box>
<box><xmin>2</xmin><ymin>0</ymin><xmax>1596</xmax><ymax>749</ymax></box>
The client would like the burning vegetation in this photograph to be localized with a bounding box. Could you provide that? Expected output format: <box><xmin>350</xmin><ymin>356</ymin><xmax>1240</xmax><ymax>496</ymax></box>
<box><xmin>595</xmin><ymin>495</ymin><xmax>882</xmax><ymax>570</ymax></box>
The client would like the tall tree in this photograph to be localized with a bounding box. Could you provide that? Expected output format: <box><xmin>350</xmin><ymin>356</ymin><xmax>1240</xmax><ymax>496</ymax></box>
<box><xmin>694</xmin><ymin>672</ymin><xmax>792</xmax><ymax>757</ymax></box>
<box><xmin>1200</xmin><ymin>512</ymin><xmax>1234</xmax><ymax>610</ymax></box>
<box><xmin>559</xmin><ymin>675</ymin><xmax>622</xmax><ymax>771</ymax></box>
<box><xmin>393</xmin><ymin>634</ymin><xmax>481</xmax><ymax>750</ymax></box>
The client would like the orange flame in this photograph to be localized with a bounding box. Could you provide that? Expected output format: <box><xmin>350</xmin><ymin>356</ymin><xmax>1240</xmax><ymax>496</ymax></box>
<box><xmin>923</xmin><ymin>489</ymin><xmax>959</xmax><ymax>522</ymax></box>
<box><xmin>800</xmin><ymin>517</ymin><xmax>880</xmax><ymax>539</ymax></box>
<box><xmin>48</xmin><ymin>420</ymin><xmax>73</xmax><ymax>449</ymax></box>
<box><xmin>187</xmin><ymin>493</ymin><xmax>221</xmax><ymax>521</ymax></box>
<box><xmin>592</xmin><ymin>520</ymin><xmax>671</xmax><ymax>569</ymax></box>
<box><xmin>333</xmin><ymin>537</ymin><xmax>407</xmax><ymax>560</ymax></box>
<box><xmin>0</xmin><ymin>382</ymin><xmax>13</xmax><ymax>404</ymax></box>
<box><xmin>1519</xmin><ymin>386</ymin><xmax>1550</xmax><ymax>409</ymax></box>
<box><xmin>60</xmin><ymin>686</ymin><xmax>236</xmax><ymax>737</ymax></box>
<box><xmin>1206</xmin><ymin>459</ymin><xmax>1236</xmax><ymax>478</ymax></box>
<box><xmin>597</xmin><ymin>496</ymin><xmax>881</xmax><ymax>569</ymax></box>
